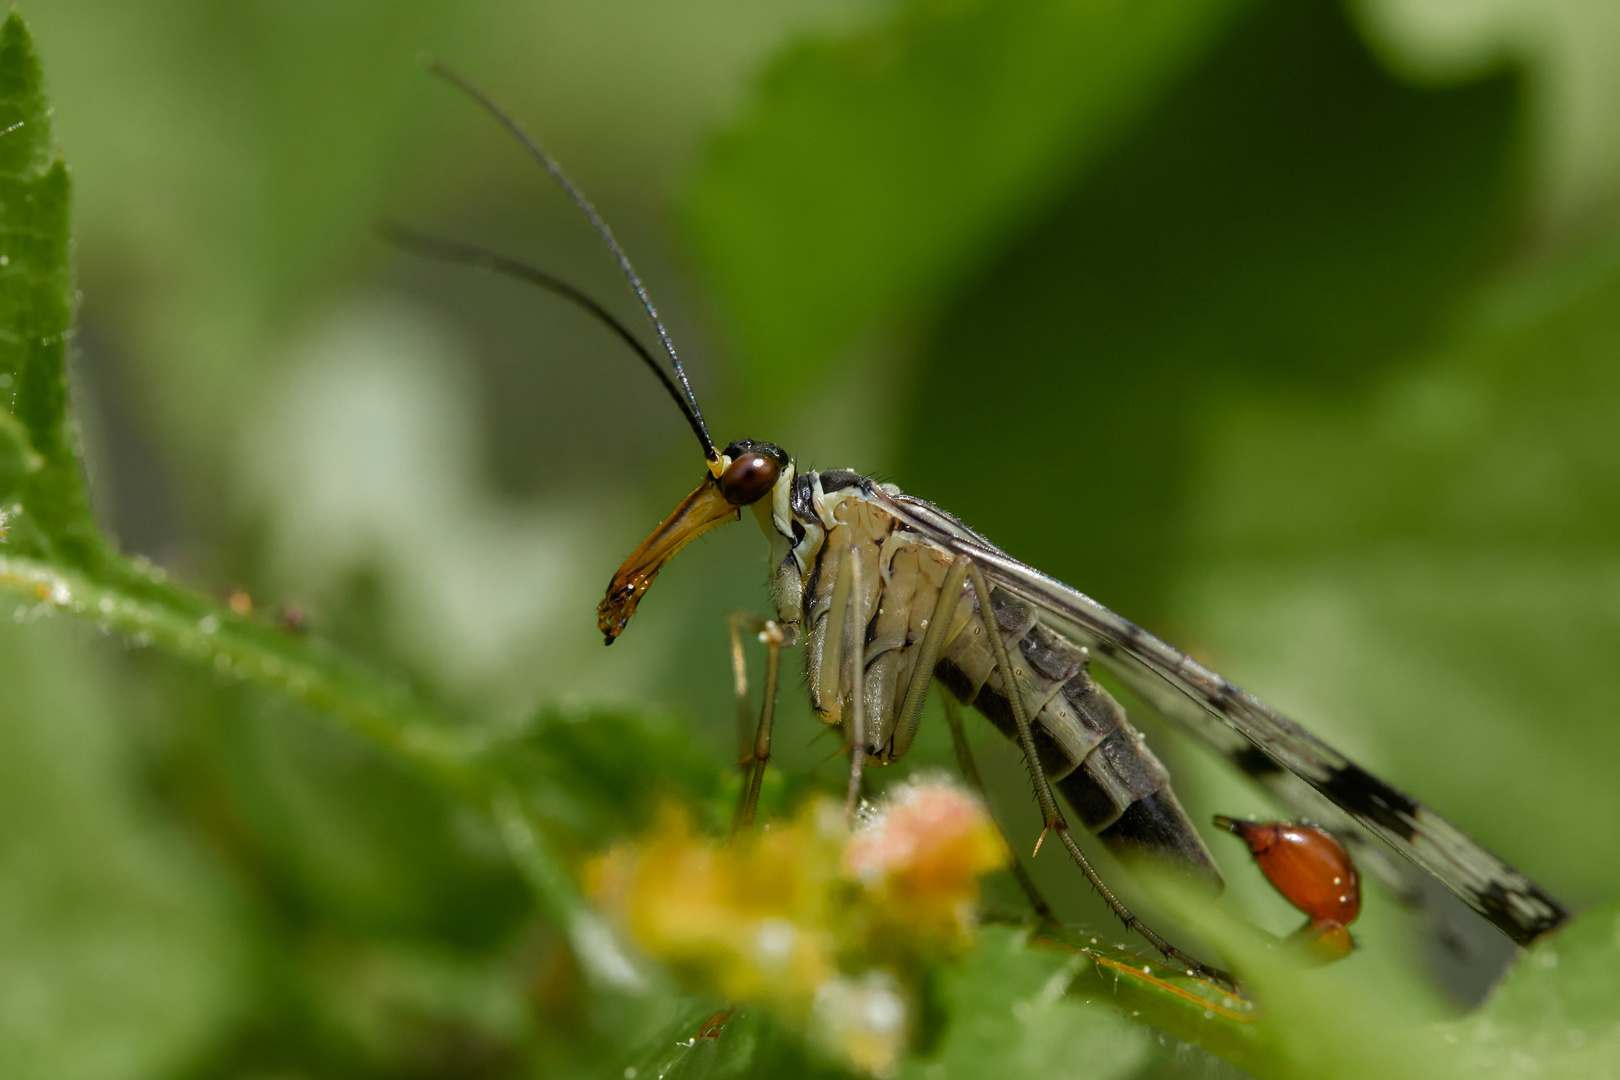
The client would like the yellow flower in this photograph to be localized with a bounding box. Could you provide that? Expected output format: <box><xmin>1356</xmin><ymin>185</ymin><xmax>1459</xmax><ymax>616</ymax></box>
<box><xmin>845</xmin><ymin>777</ymin><xmax>1005</xmax><ymax>946</ymax></box>
<box><xmin>588</xmin><ymin>778</ymin><xmax>1002</xmax><ymax>1075</ymax></box>
<box><xmin>588</xmin><ymin>802</ymin><xmax>843</xmax><ymax>1014</ymax></box>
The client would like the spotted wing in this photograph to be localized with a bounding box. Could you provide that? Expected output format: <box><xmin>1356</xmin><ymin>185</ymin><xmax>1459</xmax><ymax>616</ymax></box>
<box><xmin>873</xmin><ymin>487</ymin><xmax>1569</xmax><ymax>946</ymax></box>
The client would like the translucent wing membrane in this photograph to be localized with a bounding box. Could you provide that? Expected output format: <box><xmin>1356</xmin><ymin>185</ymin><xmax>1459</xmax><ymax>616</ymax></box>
<box><xmin>871</xmin><ymin>488</ymin><xmax>1570</xmax><ymax>946</ymax></box>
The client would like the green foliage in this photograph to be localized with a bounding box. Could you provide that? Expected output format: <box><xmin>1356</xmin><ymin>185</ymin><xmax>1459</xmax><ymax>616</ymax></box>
<box><xmin>0</xmin><ymin>10</ymin><xmax>644</xmax><ymax>1065</ymax></box>
<box><xmin>907</xmin><ymin>925</ymin><xmax>1152</xmax><ymax>1079</ymax></box>
<box><xmin>906</xmin><ymin>0</ymin><xmax>1521</xmax><ymax>615</ymax></box>
<box><xmin>4</xmin><ymin>2</ymin><xmax>1620</xmax><ymax>1079</ymax></box>
<box><xmin>0</xmin><ymin>13</ymin><xmax>97</xmax><ymax>567</ymax></box>
<box><xmin>1454</xmin><ymin>900</ymin><xmax>1620</xmax><ymax>1074</ymax></box>
<box><xmin>686</xmin><ymin>0</ymin><xmax>1250</xmax><ymax>420</ymax></box>
<box><xmin>491</xmin><ymin>705</ymin><xmax>738</xmax><ymax>848</ymax></box>
<box><xmin>1138</xmin><ymin>874</ymin><xmax>1620</xmax><ymax>1079</ymax></box>
<box><xmin>0</xmin><ymin>407</ymin><xmax>41</xmax><ymax>500</ymax></box>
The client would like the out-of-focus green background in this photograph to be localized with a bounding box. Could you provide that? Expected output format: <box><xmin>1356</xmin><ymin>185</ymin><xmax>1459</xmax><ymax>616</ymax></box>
<box><xmin>8</xmin><ymin>0</ymin><xmax>1620</xmax><ymax>1075</ymax></box>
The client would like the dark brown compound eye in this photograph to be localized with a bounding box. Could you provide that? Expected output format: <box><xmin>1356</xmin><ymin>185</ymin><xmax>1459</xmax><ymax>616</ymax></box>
<box><xmin>717</xmin><ymin>453</ymin><xmax>780</xmax><ymax>505</ymax></box>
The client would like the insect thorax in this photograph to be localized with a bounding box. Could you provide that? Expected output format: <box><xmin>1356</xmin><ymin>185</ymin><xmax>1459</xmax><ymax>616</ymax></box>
<box><xmin>793</xmin><ymin>471</ymin><xmax>961</xmax><ymax>750</ymax></box>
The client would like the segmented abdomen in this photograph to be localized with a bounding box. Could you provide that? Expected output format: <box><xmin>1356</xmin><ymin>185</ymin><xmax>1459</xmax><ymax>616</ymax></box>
<box><xmin>934</xmin><ymin>585</ymin><xmax>1221</xmax><ymax>885</ymax></box>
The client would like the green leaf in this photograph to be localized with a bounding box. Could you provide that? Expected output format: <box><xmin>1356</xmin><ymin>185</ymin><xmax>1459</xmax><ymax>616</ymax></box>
<box><xmin>620</xmin><ymin>1005</ymin><xmax>847</xmax><ymax>1080</ymax></box>
<box><xmin>1135</xmin><ymin>870</ymin><xmax>1620</xmax><ymax>1080</ymax></box>
<box><xmin>490</xmin><ymin>705</ymin><xmax>734</xmax><ymax>850</ymax></box>
<box><xmin>1038</xmin><ymin>924</ymin><xmax>1262</xmax><ymax>1070</ymax></box>
<box><xmin>0</xmin><ymin>551</ymin><xmax>641</xmax><ymax>985</ymax></box>
<box><xmin>0</xmin><ymin>12</ymin><xmax>101</xmax><ymax>570</ymax></box>
<box><xmin>686</xmin><ymin>0</ymin><xmax>1250</xmax><ymax>420</ymax></box>
<box><xmin>1451</xmin><ymin>902</ymin><xmax>1620</xmax><ymax>1075</ymax></box>
<box><xmin>212</xmin><ymin>695</ymin><xmax>532</xmax><ymax>947</ymax></box>
<box><xmin>0</xmin><ymin>407</ymin><xmax>41</xmax><ymax>500</ymax></box>
<box><xmin>902</xmin><ymin>925</ymin><xmax>1151</xmax><ymax>1080</ymax></box>
<box><xmin>1138</xmin><ymin>871</ymin><xmax>1462</xmax><ymax>1080</ymax></box>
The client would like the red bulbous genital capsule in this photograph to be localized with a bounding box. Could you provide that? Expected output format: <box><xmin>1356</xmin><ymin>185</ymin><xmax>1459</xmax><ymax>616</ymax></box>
<box><xmin>1214</xmin><ymin>816</ymin><xmax>1360</xmax><ymax>925</ymax></box>
<box><xmin>1215</xmin><ymin>816</ymin><xmax>1361</xmax><ymax>960</ymax></box>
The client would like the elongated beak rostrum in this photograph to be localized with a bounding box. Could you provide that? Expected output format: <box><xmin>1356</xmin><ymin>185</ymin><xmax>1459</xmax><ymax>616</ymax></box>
<box><xmin>599</xmin><ymin>475</ymin><xmax>739</xmax><ymax>642</ymax></box>
<box><xmin>598</xmin><ymin>442</ymin><xmax>788</xmax><ymax>643</ymax></box>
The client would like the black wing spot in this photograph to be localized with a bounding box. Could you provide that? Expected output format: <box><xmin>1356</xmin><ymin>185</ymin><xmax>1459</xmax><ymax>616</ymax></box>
<box><xmin>1206</xmin><ymin>682</ymin><xmax>1244</xmax><ymax>717</ymax></box>
<box><xmin>1475</xmin><ymin>880</ymin><xmax>1569</xmax><ymax>946</ymax></box>
<box><xmin>1320</xmin><ymin>763</ymin><xmax>1420</xmax><ymax>841</ymax></box>
<box><xmin>1232</xmin><ymin>744</ymin><xmax>1284</xmax><ymax>778</ymax></box>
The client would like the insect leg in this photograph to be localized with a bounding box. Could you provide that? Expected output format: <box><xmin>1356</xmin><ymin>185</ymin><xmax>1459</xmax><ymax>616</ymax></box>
<box><xmin>810</xmin><ymin>531</ymin><xmax>863</xmax><ymax>813</ymax></box>
<box><xmin>965</xmin><ymin>560</ymin><xmax>1067</xmax><ymax>839</ymax></box>
<box><xmin>889</xmin><ymin>556</ymin><xmax>970</xmax><ymax>759</ymax></box>
<box><xmin>963</xmin><ymin>560</ymin><xmax>1231</xmax><ymax>985</ymax></box>
<box><xmin>728</xmin><ymin>610</ymin><xmax>785</xmax><ymax>833</ymax></box>
<box><xmin>816</xmin><ymin>531</ymin><xmax>854</xmax><ymax>723</ymax></box>
<box><xmin>845</xmin><ymin>546</ymin><xmax>866</xmax><ymax>819</ymax></box>
<box><xmin>941</xmin><ymin>689</ymin><xmax>1056</xmax><ymax>923</ymax></box>
<box><xmin>728</xmin><ymin>610</ymin><xmax>757</xmax><ymax>763</ymax></box>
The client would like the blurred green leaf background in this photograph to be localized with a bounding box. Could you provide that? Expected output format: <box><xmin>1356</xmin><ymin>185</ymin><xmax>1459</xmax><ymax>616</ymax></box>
<box><xmin>7</xmin><ymin>0</ymin><xmax>1620</xmax><ymax>1075</ymax></box>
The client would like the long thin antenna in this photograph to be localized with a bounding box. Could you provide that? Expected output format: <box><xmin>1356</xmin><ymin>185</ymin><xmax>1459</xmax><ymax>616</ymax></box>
<box><xmin>429</xmin><ymin>61</ymin><xmax>720</xmax><ymax>466</ymax></box>
<box><xmin>378</xmin><ymin>220</ymin><xmax>715</xmax><ymax>454</ymax></box>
